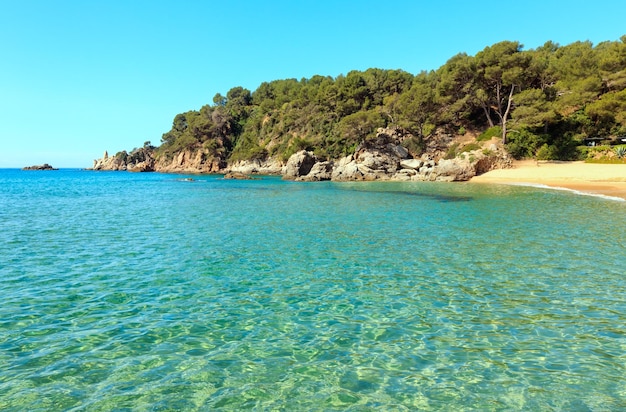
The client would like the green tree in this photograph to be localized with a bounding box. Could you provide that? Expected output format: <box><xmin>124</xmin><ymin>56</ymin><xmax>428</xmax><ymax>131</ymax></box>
<box><xmin>160</xmin><ymin>112</ymin><xmax>189</xmax><ymax>146</ymax></box>
<box><xmin>597</xmin><ymin>36</ymin><xmax>626</xmax><ymax>92</ymax></box>
<box><xmin>474</xmin><ymin>41</ymin><xmax>531</xmax><ymax>143</ymax></box>
<box><xmin>398</xmin><ymin>72</ymin><xmax>438</xmax><ymax>138</ymax></box>
<box><xmin>212</xmin><ymin>93</ymin><xmax>226</xmax><ymax>106</ymax></box>
<box><xmin>511</xmin><ymin>88</ymin><xmax>558</xmax><ymax>131</ymax></box>
<box><xmin>145</xmin><ymin>36</ymin><xmax>626</xmax><ymax>166</ymax></box>
<box><xmin>336</xmin><ymin>110</ymin><xmax>386</xmax><ymax>153</ymax></box>
<box><xmin>585</xmin><ymin>89</ymin><xmax>626</xmax><ymax>135</ymax></box>
<box><xmin>436</xmin><ymin>53</ymin><xmax>476</xmax><ymax>125</ymax></box>
<box><xmin>226</xmin><ymin>86</ymin><xmax>252</xmax><ymax>120</ymax></box>
<box><xmin>552</xmin><ymin>41</ymin><xmax>603</xmax><ymax>113</ymax></box>
<box><xmin>528</xmin><ymin>41</ymin><xmax>560</xmax><ymax>92</ymax></box>
<box><xmin>336</xmin><ymin>71</ymin><xmax>370</xmax><ymax>116</ymax></box>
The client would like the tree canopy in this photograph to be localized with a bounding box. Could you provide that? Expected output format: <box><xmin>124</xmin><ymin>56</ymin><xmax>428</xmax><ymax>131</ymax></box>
<box><xmin>156</xmin><ymin>35</ymin><xmax>626</xmax><ymax>163</ymax></box>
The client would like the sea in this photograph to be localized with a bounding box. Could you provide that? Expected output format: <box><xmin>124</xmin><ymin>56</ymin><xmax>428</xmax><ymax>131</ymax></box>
<box><xmin>1</xmin><ymin>168</ymin><xmax>625</xmax><ymax>411</ymax></box>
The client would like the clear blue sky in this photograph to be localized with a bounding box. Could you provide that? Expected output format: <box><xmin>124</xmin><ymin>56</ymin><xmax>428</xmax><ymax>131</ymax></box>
<box><xmin>1</xmin><ymin>0</ymin><xmax>625</xmax><ymax>167</ymax></box>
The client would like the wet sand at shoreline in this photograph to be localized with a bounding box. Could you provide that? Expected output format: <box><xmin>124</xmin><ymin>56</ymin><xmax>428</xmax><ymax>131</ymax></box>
<box><xmin>470</xmin><ymin>161</ymin><xmax>626</xmax><ymax>201</ymax></box>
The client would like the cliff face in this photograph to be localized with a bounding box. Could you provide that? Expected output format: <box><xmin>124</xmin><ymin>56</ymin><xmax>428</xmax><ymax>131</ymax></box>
<box><xmin>92</xmin><ymin>127</ymin><xmax>511</xmax><ymax>181</ymax></box>
<box><xmin>154</xmin><ymin>149</ymin><xmax>224</xmax><ymax>173</ymax></box>
<box><xmin>92</xmin><ymin>146</ymin><xmax>279</xmax><ymax>174</ymax></box>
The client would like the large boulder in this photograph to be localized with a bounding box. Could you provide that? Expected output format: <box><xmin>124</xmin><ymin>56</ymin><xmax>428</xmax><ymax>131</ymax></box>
<box><xmin>432</xmin><ymin>158</ymin><xmax>475</xmax><ymax>181</ymax></box>
<box><xmin>427</xmin><ymin>148</ymin><xmax>512</xmax><ymax>181</ymax></box>
<box><xmin>282</xmin><ymin>150</ymin><xmax>317</xmax><ymax>180</ymax></box>
<box><xmin>400</xmin><ymin>158</ymin><xmax>423</xmax><ymax>170</ymax></box>
<box><xmin>297</xmin><ymin>161</ymin><xmax>334</xmax><ymax>181</ymax></box>
<box><xmin>228</xmin><ymin>158</ymin><xmax>283</xmax><ymax>175</ymax></box>
<box><xmin>331</xmin><ymin>128</ymin><xmax>412</xmax><ymax>181</ymax></box>
<box><xmin>330</xmin><ymin>155</ymin><xmax>375</xmax><ymax>181</ymax></box>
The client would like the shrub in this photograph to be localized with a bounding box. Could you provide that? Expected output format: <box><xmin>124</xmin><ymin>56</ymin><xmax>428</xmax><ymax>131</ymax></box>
<box><xmin>575</xmin><ymin>146</ymin><xmax>590</xmax><ymax>160</ymax></box>
<box><xmin>477</xmin><ymin>126</ymin><xmax>502</xmax><ymax>142</ymax></box>
<box><xmin>280</xmin><ymin>137</ymin><xmax>315</xmax><ymax>161</ymax></box>
<box><xmin>584</xmin><ymin>145</ymin><xmax>616</xmax><ymax>160</ymax></box>
<box><xmin>536</xmin><ymin>144</ymin><xmax>559</xmax><ymax>160</ymax></box>
<box><xmin>229</xmin><ymin>132</ymin><xmax>267</xmax><ymax>162</ymax></box>
<box><xmin>114</xmin><ymin>151</ymin><xmax>128</xmax><ymax>161</ymax></box>
<box><xmin>459</xmin><ymin>143</ymin><xmax>481</xmax><ymax>153</ymax></box>
<box><xmin>585</xmin><ymin>157</ymin><xmax>626</xmax><ymax>164</ymax></box>
<box><xmin>505</xmin><ymin>130</ymin><xmax>546</xmax><ymax>159</ymax></box>
<box><xmin>444</xmin><ymin>143</ymin><xmax>460</xmax><ymax>159</ymax></box>
<box><xmin>582</xmin><ymin>144</ymin><xmax>626</xmax><ymax>163</ymax></box>
<box><xmin>402</xmin><ymin>136</ymin><xmax>425</xmax><ymax>157</ymax></box>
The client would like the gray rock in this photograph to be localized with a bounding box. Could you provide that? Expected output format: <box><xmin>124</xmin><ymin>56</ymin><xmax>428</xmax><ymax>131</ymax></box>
<box><xmin>332</xmin><ymin>161</ymin><xmax>372</xmax><ymax>181</ymax></box>
<box><xmin>297</xmin><ymin>161</ymin><xmax>334</xmax><ymax>181</ymax></box>
<box><xmin>283</xmin><ymin>150</ymin><xmax>317</xmax><ymax>180</ymax></box>
<box><xmin>400</xmin><ymin>159</ymin><xmax>422</xmax><ymax>170</ymax></box>
<box><xmin>229</xmin><ymin>158</ymin><xmax>283</xmax><ymax>175</ymax></box>
<box><xmin>389</xmin><ymin>144</ymin><xmax>410</xmax><ymax>159</ymax></box>
<box><xmin>224</xmin><ymin>171</ymin><xmax>255</xmax><ymax>180</ymax></box>
<box><xmin>433</xmin><ymin>158</ymin><xmax>475</xmax><ymax>181</ymax></box>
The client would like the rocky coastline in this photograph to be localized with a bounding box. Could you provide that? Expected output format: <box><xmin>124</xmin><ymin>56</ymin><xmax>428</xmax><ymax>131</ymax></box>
<box><xmin>92</xmin><ymin>128</ymin><xmax>511</xmax><ymax>182</ymax></box>
<box><xmin>282</xmin><ymin>128</ymin><xmax>510</xmax><ymax>182</ymax></box>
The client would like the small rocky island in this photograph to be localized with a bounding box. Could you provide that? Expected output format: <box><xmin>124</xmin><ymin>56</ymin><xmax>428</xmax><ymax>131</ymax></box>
<box><xmin>22</xmin><ymin>163</ymin><xmax>58</xmax><ymax>170</ymax></box>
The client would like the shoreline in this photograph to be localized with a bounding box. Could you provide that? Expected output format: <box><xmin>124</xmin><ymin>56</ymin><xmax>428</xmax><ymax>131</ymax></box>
<box><xmin>470</xmin><ymin>160</ymin><xmax>626</xmax><ymax>201</ymax></box>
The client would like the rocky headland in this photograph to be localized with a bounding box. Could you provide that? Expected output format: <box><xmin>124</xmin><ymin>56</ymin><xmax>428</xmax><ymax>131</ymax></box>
<box><xmin>92</xmin><ymin>127</ymin><xmax>511</xmax><ymax>182</ymax></box>
<box><xmin>92</xmin><ymin>147</ymin><xmax>155</xmax><ymax>172</ymax></box>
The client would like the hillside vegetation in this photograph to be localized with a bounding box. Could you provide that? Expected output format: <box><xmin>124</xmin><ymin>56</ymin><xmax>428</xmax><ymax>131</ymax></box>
<box><xmin>152</xmin><ymin>36</ymin><xmax>626</xmax><ymax>165</ymax></box>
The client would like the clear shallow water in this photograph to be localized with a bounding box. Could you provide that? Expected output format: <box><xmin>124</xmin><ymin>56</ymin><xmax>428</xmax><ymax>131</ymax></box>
<box><xmin>1</xmin><ymin>169</ymin><xmax>625</xmax><ymax>411</ymax></box>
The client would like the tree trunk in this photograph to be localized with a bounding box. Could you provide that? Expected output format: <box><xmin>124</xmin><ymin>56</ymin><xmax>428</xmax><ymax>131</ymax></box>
<box><xmin>501</xmin><ymin>86</ymin><xmax>516</xmax><ymax>144</ymax></box>
<box><xmin>482</xmin><ymin>103</ymin><xmax>495</xmax><ymax>128</ymax></box>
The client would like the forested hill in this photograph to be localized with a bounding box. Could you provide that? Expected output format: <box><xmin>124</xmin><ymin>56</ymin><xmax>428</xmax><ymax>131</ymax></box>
<box><xmin>149</xmin><ymin>36</ymin><xmax>626</xmax><ymax>166</ymax></box>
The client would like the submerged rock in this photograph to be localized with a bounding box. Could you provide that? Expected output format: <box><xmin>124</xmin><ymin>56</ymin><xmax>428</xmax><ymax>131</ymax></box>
<box><xmin>224</xmin><ymin>171</ymin><xmax>256</xmax><ymax>180</ymax></box>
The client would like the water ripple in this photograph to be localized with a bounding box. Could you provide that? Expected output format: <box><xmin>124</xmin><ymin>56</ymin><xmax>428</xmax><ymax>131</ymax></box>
<box><xmin>0</xmin><ymin>171</ymin><xmax>625</xmax><ymax>410</ymax></box>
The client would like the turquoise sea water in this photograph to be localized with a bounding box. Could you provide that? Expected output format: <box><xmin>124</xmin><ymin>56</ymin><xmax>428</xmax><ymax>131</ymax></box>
<box><xmin>1</xmin><ymin>169</ymin><xmax>625</xmax><ymax>411</ymax></box>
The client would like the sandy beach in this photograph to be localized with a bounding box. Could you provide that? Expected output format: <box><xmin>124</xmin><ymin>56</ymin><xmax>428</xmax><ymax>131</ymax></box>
<box><xmin>470</xmin><ymin>160</ymin><xmax>626</xmax><ymax>201</ymax></box>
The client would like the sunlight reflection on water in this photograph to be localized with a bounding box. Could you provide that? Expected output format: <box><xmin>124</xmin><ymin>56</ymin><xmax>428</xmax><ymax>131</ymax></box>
<box><xmin>0</xmin><ymin>170</ymin><xmax>625</xmax><ymax>410</ymax></box>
